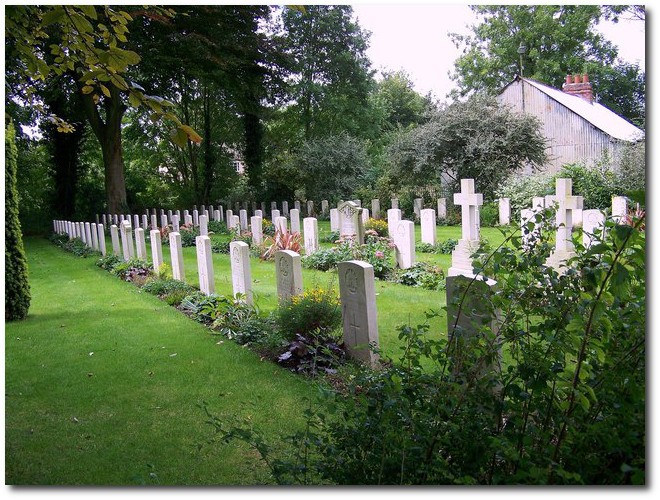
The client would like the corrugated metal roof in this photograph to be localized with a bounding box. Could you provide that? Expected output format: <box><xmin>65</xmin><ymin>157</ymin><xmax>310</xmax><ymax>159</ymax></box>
<box><xmin>521</xmin><ymin>77</ymin><xmax>644</xmax><ymax>142</ymax></box>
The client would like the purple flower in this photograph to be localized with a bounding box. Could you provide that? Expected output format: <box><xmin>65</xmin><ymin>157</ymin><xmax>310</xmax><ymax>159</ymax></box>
<box><xmin>375</xmin><ymin>251</ymin><xmax>384</xmax><ymax>258</ymax></box>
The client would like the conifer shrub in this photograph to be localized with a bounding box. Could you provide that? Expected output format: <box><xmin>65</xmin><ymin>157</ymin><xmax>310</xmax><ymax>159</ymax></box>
<box><xmin>5</xmin><ymin>122</ymin><xmax>31</xmax><ymax>321</ymax></box>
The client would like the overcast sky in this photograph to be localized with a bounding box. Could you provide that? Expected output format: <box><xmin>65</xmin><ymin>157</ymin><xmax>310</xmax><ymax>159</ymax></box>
<box><xmin>351</xmin><ymin>2</ymin><xmax>646</xmax><ymax>102</ymax></box>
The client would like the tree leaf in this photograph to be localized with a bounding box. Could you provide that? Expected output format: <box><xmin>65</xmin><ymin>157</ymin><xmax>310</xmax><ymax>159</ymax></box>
<box><xmin>170</xmin><ymin>127</ymin><xmax>189</xmax><ymax>148</ymax></box>
<box><xmin>180</xmin><ymin>124</ymin><xmax>202</xmax><ymax>144</ymax></box>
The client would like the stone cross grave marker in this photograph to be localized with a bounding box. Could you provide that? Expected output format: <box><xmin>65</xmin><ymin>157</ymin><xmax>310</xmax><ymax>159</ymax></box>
<box><xmin>498</xmin><ymin>198</ymin><xmax>510</xmax><ymax>225</ymax></box>
<box><xmin>582</xmin><ymin>209</ymin><xmax>606</xmax><ymax>248</ymax></box>
<box><xmin>338</xmin><ymin>260</ymin><xmax>379</xmax><ymax>367</ymax></box>
<box><xmin>303</xmin><ymin>217</ymin><xmax>319</xmax><ymax>255</ymax></box>
<box><xmin>338</xmin><ymin>201</ymin><xmax>364</xmax><ymax>245</ymax></box>
<box><xmin>545</xmin><ymin>178</ymin><xmax>583</xmax><ymax>273</ymax></box>
<box><xmin>251</xmin><ymin>215</ymin><xmax>263</xmax><ymax>246</ymax></box>
<box><xmin>420</xmin><ymin>208</ymin><xmax>437</xmax><ymax>245</ymax></box>
<box><xmin>448</xmin><ymin>179</ymin><xmax>483</xmax><ymax>278</ymax></box>
<box><xmin>394</xmin><ymin>219</ymin><xmax>415</xmax><ymax>269</ymax></box>
<box><xmin>110</xmin><ymin>224</ymin><xmax>121</xmax><ymax>256</ymax></box>
<box><xmin>196</xmin><ymin>235</ymin><xmax>214</xmax><ymax>295</ymax></box>
<box><xmin>230</xmin><ymin>241</ymin><xmax>252</xmax><ymax>304</ymax></box>
<box><xmin>150</xmin><ymin>229</ymin><xmax>163</xmax><ymax>271</ymax></box>
<box><xmin>169</xmin><ymin>231</ymin><xmax>185</xmax><ymax>282</ymax></box>
<box><xmin>275</xmin><ymin>250</ymin><xmax>303</xmax><ymax>302</ymax></box>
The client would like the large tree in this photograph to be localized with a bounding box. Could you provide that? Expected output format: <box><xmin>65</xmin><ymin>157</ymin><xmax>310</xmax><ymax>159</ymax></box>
<box><xmin>5</xmin><ymin>5</ymin><xmax>200</xmax><ymax>213</ymax></box>
<box><xmin>388</xmin><ymin>95</ymin><xmax>548</xmax><ymax>196</ymax></box>
<box><xmin>449</xmin><ymin>5</ymin><xmax>644</xmax><ymax>124</ymax></box>
<box><xmin>279</xmin><ymin>5</ymin><xmax>376</xmax><ymax>140</ymax></box>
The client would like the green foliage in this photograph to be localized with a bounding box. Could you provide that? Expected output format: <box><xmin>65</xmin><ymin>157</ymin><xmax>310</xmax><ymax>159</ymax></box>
<box><xmin>319</xmin><ymin>230</ymin><xmax>340</xmax><ymax>244</ymax></box>
<box><xmin>96</xmin><ymin>254</ymin><xmax>122</xmax><ymax>270</ymax></box>
<box><xmin>276</xmin><ymin>287</ymin><xmax>342</xmax><ymax>341</ymax></box>
<box><xmin>555</xmin><ymin>163</ymin><xmax>618</xmax><ymax>209</ymax></box>
<box><xmin>5</xmin><ymin>122</ymin><xmax>31</xmax><ymax>320</ymax></box>
<box><xmin>292</xmin><ymin>134</ymin><xmax>371</xmax><ymax>202</ymax></box>
<box><xmin>208</xmin><ymin>220</ymin><xmax>230</xmax><ymax>235</ymax></box>
<box><xmin>614</xmin><ymin>140</ymin><xmax>646</xmax><ymax>194</ymax></box>
<box><xmin>495</xmin><ymin>170</ymin><xmax>555</xmax><ymax>221</ymax></box>
<box><xmin>395</xmin><ymin>262</ymin><xmax>445</xmax><ymax>290</ymax></box>
<box><xmin>207</xmin><ymin>210</ymin><xmax>645</xmax><ymax>485</ymax></box>
<box><xmin>110</xmin><ymin>258</ymin><xmax>152</xmax><ymax>284</ymax></box>
<box><xmin>141</xmin><ymin>277</ymin><xmax>196</xmax><ymax>305</ymax></box>
<box><xmin>479</xmin><ymin>202</ymin><xmax>499</xmax><ymax>227</ymax></box>
<box><xmin>388</xmin><ymin>95</ymin><xmax>547</xmax><ymax>196</ymax></box>
<box><xmin>364</xmin><ymin>218</ymin><xmax>388</xmax><ymax>237</ymax></box>
<box><xmin>416</xmin><ymin>238</ymin><xmax>457</xmax><ymax>255</ymax></box>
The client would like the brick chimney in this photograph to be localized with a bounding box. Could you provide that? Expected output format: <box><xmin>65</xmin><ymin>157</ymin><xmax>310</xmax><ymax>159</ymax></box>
<box><xmin>562</xmin><ymin>73</ymin><xmax>594</xmax><ymax>103</ymax></box>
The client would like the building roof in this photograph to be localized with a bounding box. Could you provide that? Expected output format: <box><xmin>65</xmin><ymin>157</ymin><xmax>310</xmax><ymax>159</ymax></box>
<box><xmin>512</xmin><ymin>76</ymin><xmax>644</xmax><ymax>142</ymax></box>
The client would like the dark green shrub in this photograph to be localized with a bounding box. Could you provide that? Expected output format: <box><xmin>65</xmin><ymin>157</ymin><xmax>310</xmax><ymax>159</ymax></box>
<box><xmin>556</xmin><ymin>163</ymin><xmax>618</xmax><ymax>210</ymax></box>
<box><xmin>479</xmin><ymin>201</ymin><xmax>498</xmax><ymax>227</ymax></box>
<box><xmin>110</xmin><ymin>258</ymin><xmax>152</xmax><ymax>282</ymax></box>
<box><xmin>302</xmin><ymin>246</ymin><xmax>349</xmax><ymax>271</ymax></box>
<box><xmin>5</xmin><ymin>122</ymin><xmax>31</xmax><ymax>320</ymax></box>
<box><xmin>142</xmin><ymin>277</ymin><xmax>196</xmax><ymax>305</ymax></box>
<box><xmin>62</xmin><ymin>238</ymin><xmax>97</xmax><ymax>257</ymax></box>
<box><xmin>208</xmin><ymin>220</ymin><xmax>230</xmax><ymax>235</ymax></box>
<box><xmin>179</xmin><ymin>293</ymin><xmax>228</xmax><ymax>325</ymax></box>
<box><xmin>416</xmin><ymin>239</ymin><xmax>457</xmax><ymax>254</ymax></box>
<box><xmin>179</xmin><ymin>224</ymin><xmax>199</xmax><ymax>247</ymax></box>
<box><xmin>96</xmin><ymin>254</ymin><xmax>122</xmax><ymax>270</ymax></box>
<box><xmin>319</xmin><ymin>230</ymin><xmax>340</xmax><ymax>243</ymax></box>
<box><xmin>210</xmin><ymin>235</ymin><xmax>231</xmax><ymax>254</ymax></box>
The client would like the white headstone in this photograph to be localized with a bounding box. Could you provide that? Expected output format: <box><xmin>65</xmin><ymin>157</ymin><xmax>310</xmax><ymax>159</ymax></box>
<box><xmin>275</xmin><ymin>216</ymin><xmax>288</xmax><ymax>234</ymax></box>
<box><xmin>171</xmin><ymin>214</ymin><xmax>180</xmax><ymax>232</ymax></box>
<box><xmin>330</xmin><ymin>208</ymin><xmax>340</xmax><ymax>231</ymax></box>
<box><xmin>142</xmin><ymin>214</ymin><xmax>148</xmax><ymax>231</ymax></box>
<box><xmin>303</xmin><ymin>217</ymin><xmax>319</xmax><ymax>255</ymax></box>
<box><xmin>90</xmin><ymin>223</ymin><xmax>99</xmax><ymax>250</ymax></box>
<box><xmin>169</xmin><ymin>232</ymin><xmax>185</xmax><ymax>282</ymax></box>
<box><xmin>151</xmin><ymin>214</ymin><xmax>158</xmax><ymax>230</ymax></box>
<box><xmin>120</xmin><ymin>221</ymin><xmax>135</xmax><ymax>261</ymax></box>
<box><xmin>133</xmin><ymin>214</ymin><xmax>140</xmax><ymax>229</ymax></box>
<box><xmin>231</xmin><ymin>214</ymin><xmax>239</xmax><ymax>229</ymax></box>
<box><xmin>521</xmin><ymin>208</ymin><xmax>541</xmax><ymax>249</ymax></box>
<box><xmin>84</xmin><ymin>222</ymin><xmax>93</xmax><ymax>248</ymax></box>
<box><xmin>110</xmin><ymin>224</ymin><xmax>121</xmax><ymax>256</ymax></box>
<box><xmin>545</xmin><ymin>178</ymin><xmax>583</xmax><ymax>273</ymax></box>
<box><xmin>420</xmin><ymin>209</ymin><xmax>437</xmax><ymax>245</ymax></box>
<box><xmin>184</xmin><ymin>214</ymin><xmax>193</xmax><ymax>226</ymax></box>
<box><xmin>321</xmin><ymin>200</ymin><xmax>329</xmax><ymax>215</ymax></box>
<box><xmin>150</xmin><ymin>229</ymin><xmax>163</xmax><ymax>272</ymax></box>
<box><xmin>160</xmin><ymin>214</ymin><xmax>168</xmax><ymax>230</ymax></box>
<box><xmin>275</xmin><ymin>250</ymin><xmax>303</xmax><ymax>302</ymax></box>
<box><xmin>582</xmin><ymin>209</ymin><xmax>606</xmax><ymax>248</ymax></box>
<box><xmin>307</xmin><ymin>200</ymin><xmax>314</xmax><ymax>217</ymax></box>
<box><xmin>218</xmin><ymin>205</ymin><xmax>224</xmax><ymax>222</ymax></box>
<box><xmin>196</xmin><ymin>235</ymin><xmax>214</xmax><ymax>295</ymax></box>
<box><xmin>338</xmin><ymin>260</ymin><xmax>379</xmax><ymax>367</ymax></box>
<box><xmin>251</xmin><ymin>215</ymin><xmax>263</xmax><ymax>246</ymax></box>
<box><xmin>193</xmin><ymin>209</ymin><xmax>199</xmax><ymax>227</ymax></box>
<box><xmin>391</xmin><ymin>198</ymin><xmax>399</xmax><ymax>210</ymax></box>
<box><xmin>213</xmin><ymin>209</ymin><xmax>221</xmax><ymax>222</ymax></box>
<box><xmin>255</xmin><ymin>209</ymin><xmax>263</xmax><ymax>218</ymax></box>
<box><xmin>387</xmin><ymin>208</ymin><xmax>402</xmax><ymax>238</ymax></box>
<box><xmin>413</xmin><ymin>198</ymin><xmax>423</xmax><ymax>219</ymax></box>
<box><xmin>338</xmin><ymin>201</ymin><xmax>364</xmax><ymax>244</ymax></box>
<box><xmin>271</xmin><ymin>209</ymin><xmax>280</xmax><ymax>223</ymax></box>
<box><xmin>371</xmin><ymin>199</ymin><xmax>380</xmax><ymax>220</ymax></box>
<box><xmin>97</xmin><ymin>224</ymin><xmax>107</xmax><ymax>256</ymax></box>
<box><xmin>290</xmin><ymin>208</ymin><xmax>301</xmax><ymax>234</ymax></box>
<box><xmin>239</xmin><ymin>209</ymin><xmax>248</xmax><ymax>231</ymax></box>
<box><xmin>532</xmin><ymin>197</ymin><xmax>545</xmax><ymax>210</ymax></box>
<box><xmin>437</xmin><ymin>198</ymin><xmax>447</xmax><ymax>219</ymax></box>
<box><xmin>199</xmin><ymin>214</ymin><xmax>208</xmax><ymax>236</ymax></box>
<box><xmin>282</xmin><ymin>201</ymin><xmax>289</xmax><ymax>217</ymax></box>
<box><xmin>226</xmin><ymin>210</ymin><xmax>234</xmax><ymax>229</ymax></box>
<box><xmin>361</xmin><ymin>208</ymin><xmax>370</xmax><ymax>225</ymax></box>
<box><xmin>448</xmin><ymin>179</ymin><xmax>484</xmax><ymax>278</ymax></box>
<box><xmin>230</xmin><ymin>241</ymin><xmax>252</xmax><ymax>304</ymax></box>
<box><xmin>612</xmin><ymin>196</ymin><xmax>628</xmax><ymax>223</ymax></box>
<box><xmin>498</xmin><ymin>198</ymin><xmax>511</xmax><ymax>225</ymax></box>
<box><xmin>135</xmin><ymin>228</ymin><xmax>147</xmax><ymax>260</ymax></box>
<box><xmin>393</xmin><ymin>220</ymin><xmax>415</xmax><ymax>269</ymax></box>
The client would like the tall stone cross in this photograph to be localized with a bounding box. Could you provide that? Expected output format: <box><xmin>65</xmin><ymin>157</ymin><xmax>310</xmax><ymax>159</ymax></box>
<box><xmin>454</xmin><ymin>179</ymin><xmax>483</xmax><ymax>242</ymax></box>
<box><xmin>546</xmin><ymin>178</ymin><xmax>583</xmax><ymax>272</ymax></box>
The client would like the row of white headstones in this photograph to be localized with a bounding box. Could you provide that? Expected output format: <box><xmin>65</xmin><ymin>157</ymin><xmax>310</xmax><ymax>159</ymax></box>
<box><xmin>52</xmin><ymin>178</ymin><xmax>630</xmax><ymax>368</ymax></box>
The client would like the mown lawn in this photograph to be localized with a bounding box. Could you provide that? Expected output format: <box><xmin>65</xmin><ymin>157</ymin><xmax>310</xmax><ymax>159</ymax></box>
<box><xmin>5</xmin><ymin>223</ymin><xmax>511</xmax><ymax>485</ymax></box>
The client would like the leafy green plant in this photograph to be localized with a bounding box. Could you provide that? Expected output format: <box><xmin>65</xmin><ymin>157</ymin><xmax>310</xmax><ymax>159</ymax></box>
<box><xmin>96</xmin><ymin>254</ymin><xmax>122</xmax><ymax>270</ymax></box>
<box><xmin>276</xmin><ymin>287</ymin><xmax>342</xmax><ymax>341</ymax></box>
<box><xmin>364</xmin><ymin>218</ymin><xmax>389</xmax><ymax>237</ymax></box>
<box><xmin>395</xmin><ymin>262</ymin><xmax>445</xmax><ymax>290</ymax></box>
<box><xmin>479</xmin><ymin>201</ymin><xmax>499</xmax><ymax>227</ymax></box>
<box><xmin>110</xmin><ymin>258</ymin><xmax>152</xmax><ymax>283</ymax></box>
<box><xmin>208</xmin><ymin>220</ymin><xmax>230</xmax><ymax>235</ymax></box>
<box><xmin>276</xmin><ymin>331</ymin><xmax>346</xmax><ymax>376</ymax></box>
<box><xmin>416</xmin><ymin>238</ymin><xmax>457</xmax><ymax>254</ymax></box>
<box><xmin>141</xmin><ymin>277</ymin><xmax>196</xmax><ymax>305</ymax></box>
<box><xmin>319</xmin><ymin>230</ymin><xmax>340</xmax><ymax>243</ymax></box>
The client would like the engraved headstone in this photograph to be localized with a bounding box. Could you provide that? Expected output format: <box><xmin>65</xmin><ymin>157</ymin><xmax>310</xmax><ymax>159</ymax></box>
<box><xmin>303</xmin><ymin>217</ymin><xmax>319</xmax><ymax>255</ymax></box>
<box><xmin>275</xmin><ymin>250</ymin><xmax>303</xmax><ymax>302</ymax></box>
<box><xmin>420</xmin><ymin>208</ymin><xmax>437</xmax><ymax>245</ymax></box>
<box><xmin>230</xmin><ymin>241</ymin><xmax>252</xmax><ymax>304</ymax></box>
<box><xmin>196</xmin><ymin>235</ymin><xmax>214</xmax><ymax>295</ymax></box>
<box><xmin>393</xmin><ymin>220</ymin><xmax>415</xmax><ymax>269</ymax></box>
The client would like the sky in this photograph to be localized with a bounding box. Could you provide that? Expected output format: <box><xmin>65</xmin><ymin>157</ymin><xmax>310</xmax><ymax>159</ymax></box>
<box><xmin>351</xmin><ymin>2</ymin><xmax>647</xmax><ymax>101</ymax></box>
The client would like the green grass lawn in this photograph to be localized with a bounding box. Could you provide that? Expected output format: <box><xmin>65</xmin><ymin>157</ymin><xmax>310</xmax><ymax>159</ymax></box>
<box><xmin>6</xmin><ymin>223</ymin><xmax>511</xmax><ymax>485</ymax></box>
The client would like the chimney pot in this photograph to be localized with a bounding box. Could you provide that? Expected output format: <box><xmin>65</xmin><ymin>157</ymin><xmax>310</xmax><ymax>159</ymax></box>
<box><xmin>565</xmin><ymin>75</ymin><xmax>572</xmax><ymax>84</ymax></box>
<box><xmin>573</xmin><ymin>74</ymin><xmax>581</xmax><ymax>83</ymax></box>
<box><xmin>582</xmin><ymin>73</ymin><xmax>589</xmax><ymax>83</ymax></box>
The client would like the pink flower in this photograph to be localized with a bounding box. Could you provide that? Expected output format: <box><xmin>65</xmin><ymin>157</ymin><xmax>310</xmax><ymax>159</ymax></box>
<box><xmin>375</xmin><ymin>251</ymin><xmax>384</xmax><ymax>258</ymax></box>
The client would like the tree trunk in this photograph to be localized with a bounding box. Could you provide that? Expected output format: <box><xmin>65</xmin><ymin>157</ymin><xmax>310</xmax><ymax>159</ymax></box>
<box><xmin>78</xmin><ymin>82</ymin><xmax>128</xmax><ymax>214</ymax></box>
<box><xmin>202</xmin><ymin>88</ymin><xmax>214</xmax><ymax>204</ymax></box>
